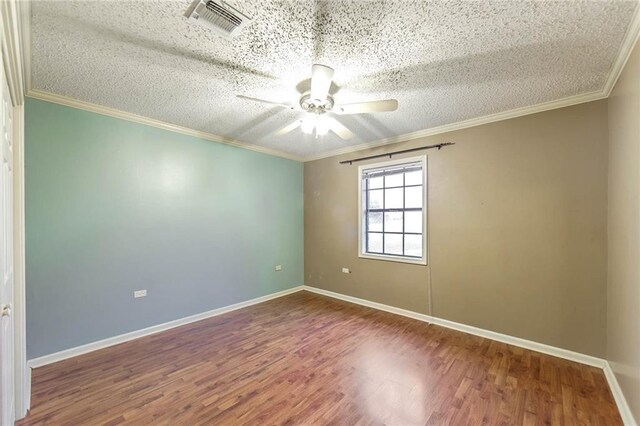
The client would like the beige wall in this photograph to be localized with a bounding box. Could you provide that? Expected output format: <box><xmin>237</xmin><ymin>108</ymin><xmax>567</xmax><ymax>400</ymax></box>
<box><xmin>305</xmin><ymin>100</ymin><xmax>609</xmax><ymax>357</ymax></box>
<box><xmin>607</xmin><ymin>39</ymin><xmax>640</xmax><ymax>423</ymax></box>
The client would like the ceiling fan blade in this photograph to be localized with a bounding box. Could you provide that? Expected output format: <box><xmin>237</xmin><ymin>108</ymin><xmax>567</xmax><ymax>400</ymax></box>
<box><xmin>334</xmin><ymin>99</ymin><xmax>398</xmax><ymax>115</ymax></box>
<box><xmin>236</xmin><ymin>95</ymin><xmax>295</xmax><ymax>110</ymax></box>
<box><xmin>310</xmin><ymin>64</ymin><xmax>334</xmax><ymax>101</ymax></box>
<box><xmin>326</xmin><ymin>117</ymin><xmax>354</xmax><ymax>140</ymax></box>
<box><xmin>275</xmin><ymin>120</ymin><xmax>301</xmax><ymax>136</ymax></box>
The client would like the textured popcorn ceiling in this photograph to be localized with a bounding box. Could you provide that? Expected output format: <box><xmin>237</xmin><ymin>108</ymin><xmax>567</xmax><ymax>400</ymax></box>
<box><xmin>31</xmin><ymin>0</ymin><xmax>638</xmax><ymax>158</ymax></box>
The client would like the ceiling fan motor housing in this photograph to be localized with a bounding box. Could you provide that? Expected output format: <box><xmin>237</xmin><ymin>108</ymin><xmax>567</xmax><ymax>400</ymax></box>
<box><xmin>300</xmin><ymin>93</ymin><xmax>334</xmax><ymax>114</ymax></box>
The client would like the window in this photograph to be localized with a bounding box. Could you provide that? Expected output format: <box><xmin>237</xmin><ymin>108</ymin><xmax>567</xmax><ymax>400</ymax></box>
<box><xmin>358</xmin><ymin>155</ymin><xmax>427</xmax><ymax>265</ymax></box>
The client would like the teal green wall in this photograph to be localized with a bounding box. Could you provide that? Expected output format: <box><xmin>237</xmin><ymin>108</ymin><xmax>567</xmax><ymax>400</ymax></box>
<box><xmin>25</xmin><ymin>98</ymin><xmax>303</xmax><ymax>359</ymax></box>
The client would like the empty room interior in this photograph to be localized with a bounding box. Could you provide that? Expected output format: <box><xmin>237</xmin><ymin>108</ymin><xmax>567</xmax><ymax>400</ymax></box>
<box><xmin>0</xmin><ymin>0</ymin><xmax>638</xmax><ymax>424</ymax></box>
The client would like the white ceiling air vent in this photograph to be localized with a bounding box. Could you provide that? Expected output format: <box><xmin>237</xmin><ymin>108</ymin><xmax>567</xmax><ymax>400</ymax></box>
<box><xmin>184</xmin><ymin>0</ymin><xmax>252</xmax><ymax>38</ymax></box>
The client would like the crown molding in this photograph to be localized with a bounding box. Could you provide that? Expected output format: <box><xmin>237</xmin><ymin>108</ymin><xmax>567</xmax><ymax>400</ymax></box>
<box><xmin>20</xmin><ymin>1</ymin><xmax>640</xmax><ymax>163</ymax></box>
<box><xmin>304</xmin><ymin>3</ymin><xmax>640</xmax><ymax>163</ymax></box>
<box><xmin>26</xmin><ymin>84</ymin><xmax>606</xmax><ymax>164</ymax></box>
<box><xmin>20</xmin><ymin>3</ymin><xmax>302</xmax><ymax>162</ymax></box>
<box><xmin>19</xmin><ymin>6</ymin><xmax>306</xmax><ymax>163</ymax></box>
<box><xmin>1</xmin><ymin>0</ymin><xmax>26</xmax><ymax>105</ymax></box>
<box><xmin>303</xmin><ymin>89</ymin><xmax>607</xmax><ymax>162</ymax></box>
<box><xmin>27</xmin><ymin>89</ymin><xmax>305</xmax><ymax>162</ymax></box>
<box><xmin>603</xmin><ymin>2</ymin><xmax>640</xmax><ymax>97</ymax></box>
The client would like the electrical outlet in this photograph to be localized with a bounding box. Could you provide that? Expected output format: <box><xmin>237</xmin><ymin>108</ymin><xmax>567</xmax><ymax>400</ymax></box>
<box><xmin>133</xmin><ymin>289</ymin><xmax>147</xmax><ymax>298</ymax></box>
<box><xmin>275</xmin><ymin>265</ymin><xmax>283</xmax><ymax>271</ymax></box>
<box><xmin>342</xmin><ymin>267</ymin><xmax>351</xmax><ymax>274</ymax></box>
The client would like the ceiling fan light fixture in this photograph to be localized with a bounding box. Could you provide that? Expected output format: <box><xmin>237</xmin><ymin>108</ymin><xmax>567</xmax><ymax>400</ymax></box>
<box><xmin>310</xmin><ymin>64</ymin><xmax>334</xmax><ymax>102</ymax></box>
<box><xmin>300</xmin><ymin>114</ymin><xmax>329</xmax><ymax>137</ymax></box>
<box><xmin>237</xmin><ymin>63</ymin><xmax>398</xmax><ymax>141</ymax></box>
<box><xmin>300</xmin><ymin>93</ymin><xmax>334</xmax><ymax>114</ymax></box>
<box><xmin>315</xmin><ymin>116</ymin><xmax>329</xmax><ymax>136</ymax></box>
<box><xmin>301</xmin><ymin>115</ymin><xmax>316</xmax><ymax>134</ymax></box>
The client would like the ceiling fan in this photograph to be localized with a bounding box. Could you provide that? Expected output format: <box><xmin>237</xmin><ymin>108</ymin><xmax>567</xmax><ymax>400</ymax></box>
<box><xmin>236</xmin><ymin>64</ymin><xmax>398</xmax><ymax>139</ymax></box>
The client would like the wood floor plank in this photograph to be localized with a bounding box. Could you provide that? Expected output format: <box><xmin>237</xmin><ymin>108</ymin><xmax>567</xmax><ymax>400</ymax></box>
<box><xmin>18</xmin><ymin>291</ymin><xmax>622</xmax><ymax>425</ymax></box>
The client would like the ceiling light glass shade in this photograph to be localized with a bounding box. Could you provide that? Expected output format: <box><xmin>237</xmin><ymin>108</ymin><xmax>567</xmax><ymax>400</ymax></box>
<box><xmin>315</xmin><ymin>116</ymin><xmax>329</xmax><ymax>136</ymax></box>
<box><xmin>301</xmin><ymin>115</ymin><xmax>316</xmax><ymax>134</ymax></box>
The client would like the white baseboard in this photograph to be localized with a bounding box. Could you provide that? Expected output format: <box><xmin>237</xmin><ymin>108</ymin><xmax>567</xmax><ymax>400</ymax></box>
<box><xmin>603</xmin><ymin>361</ymin><xmax>637</xmax><ymax>426</ymax></box>
<box><xmin>302</xmin><ymin>285</ymin><xmax>640</xmax><ymax>423</ymax></box>
<box><xmin>27</xmin><ymin>286</ymin><xmax>304</xmax><ymax>369</ymax></box>
<box><xmin>24</xmin><ymin>367</ymin><xmax>30</xmax><ymax>416</ymax></box>
<box><xmin>26</xmin><ymin>284</ymin><xmax>634</xmax><ymax>425</ymax></box>
<box><xmin>301</xmin><ymin>285</ymin><xmax>605</xmax><ymax>368</ymax></box>
<box><xmin>425</xmin><ymin>313</ymin><xmax>606</xmax><ymax>369</ymax></box>
<box><xmin>304</xmin><ymin>285</ymin><xmax>433</xmax><ymax>323</ymax></box>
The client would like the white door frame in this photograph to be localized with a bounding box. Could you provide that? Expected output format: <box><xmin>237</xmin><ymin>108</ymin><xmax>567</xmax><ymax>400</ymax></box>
<box><xmin>0</xmin><ymin>60</ymin><xmax>16</xmax><ymax>426</ymax></box>
<box><xmin>11</xmin><ymin>103</ymin><xmax>24</xmax><ymax>420</ymax></box>
<box><xmin>0</xmin><ymin>0</ymin><xmax>27</xmax><ymax>421</ymax></box>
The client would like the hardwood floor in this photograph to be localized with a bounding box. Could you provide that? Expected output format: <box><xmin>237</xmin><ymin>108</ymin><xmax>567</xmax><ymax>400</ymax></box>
<box><xmin>19</xmin><ymin>291</ymin><xmax>621</xmax><ymax>425</ymax></box>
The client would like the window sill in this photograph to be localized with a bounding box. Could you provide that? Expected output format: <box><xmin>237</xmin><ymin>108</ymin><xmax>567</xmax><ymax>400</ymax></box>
<box><xmin>359</xmin><ymin>253</ymin><xmax>427</xmax><ymax>265</ymax></box>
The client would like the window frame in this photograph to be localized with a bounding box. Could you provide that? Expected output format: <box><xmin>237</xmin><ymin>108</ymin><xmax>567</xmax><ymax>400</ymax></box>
<box><xmin>357</xmin><ymin>155</ymin><xmax>428</xmax><ymax>265</ymax></box>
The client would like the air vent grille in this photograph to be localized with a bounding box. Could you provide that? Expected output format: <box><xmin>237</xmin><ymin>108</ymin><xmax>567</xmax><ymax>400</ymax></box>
<box><xmin>205</xmin><ymin>1</ymin><xmax>242</xmax><ymax>31</ymax></box>
<box><xmin>185</xmin><ymin>0</ymin><xmax>252</xmax><ymax>38</ymax></box>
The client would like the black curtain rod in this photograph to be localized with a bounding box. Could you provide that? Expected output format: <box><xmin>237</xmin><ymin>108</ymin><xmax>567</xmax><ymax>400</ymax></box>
<box><xmin>339</xmin><ymin>142</ymin><xmax>455</xmax><ymax>165</ymax></box>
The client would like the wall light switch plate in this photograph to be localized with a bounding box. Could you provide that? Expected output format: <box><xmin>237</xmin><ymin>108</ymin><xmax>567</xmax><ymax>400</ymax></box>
<box><xmin>134</xmin><ymin>290</ymin><xmax>147</xmax><ymax>298</ymax></box>
<box><xmin>342</xmin><ymin>268</ymin><xmax>351</xmax><ymax>274</ymax></box>
<box><xmin>275</xmin><ymin>265</ymin><xmax>282</xmax><ymax>271</ymax></box>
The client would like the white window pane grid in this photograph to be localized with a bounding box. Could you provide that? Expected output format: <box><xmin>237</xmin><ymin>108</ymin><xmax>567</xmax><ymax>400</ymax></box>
<box><xmin>363</xmin><ymin>165</ymin><xmax>423</xmax><ymax>259</ymax></box>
